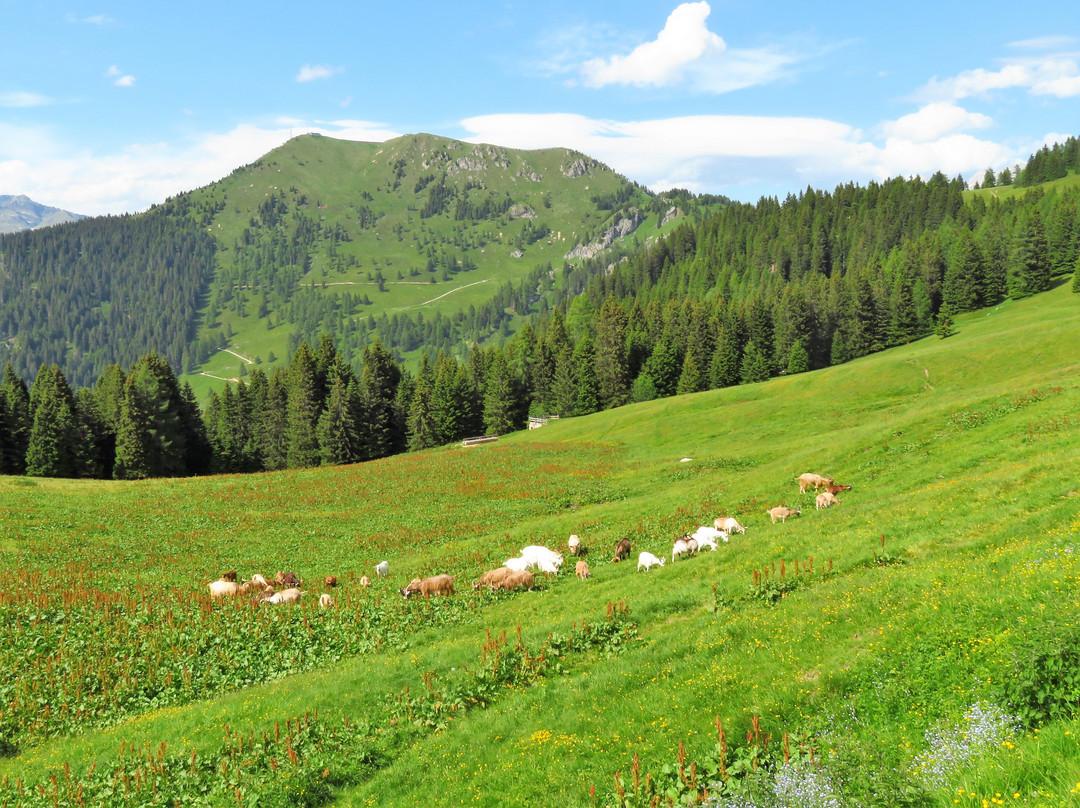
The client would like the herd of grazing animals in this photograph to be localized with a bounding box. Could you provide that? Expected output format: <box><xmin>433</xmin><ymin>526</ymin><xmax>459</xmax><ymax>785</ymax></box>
<box><xmin>202</xmin><ymin>468</ymin><xmax>851</xmax><ymax>601</ymax></box>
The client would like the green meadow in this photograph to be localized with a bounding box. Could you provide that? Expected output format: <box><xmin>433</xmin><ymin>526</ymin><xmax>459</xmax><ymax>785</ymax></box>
<box><xmin>1</xmin><ymin>280</ymin><xmax>1079</xmax><ymax>806</ymax></box>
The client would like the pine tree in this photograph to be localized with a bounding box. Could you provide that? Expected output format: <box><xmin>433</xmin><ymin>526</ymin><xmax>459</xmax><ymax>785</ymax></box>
<box><xmin>935</xmin><ymin>302</ymin><xmax>956</xmax><ymax>338</ymax></box>
<box><xmin>317</xmin><ymin>373</ymin><xmax>360</xmax><ymax>465</ymax></box>
<box><xmin>786</xmin><ymin>339</ymin><xmax>810</xmax><ymax>375</ymax></box>
<box><xmin>739</xmin><ymin>340</ymin><xmax>771</xmax><ymax>384</ymax></box>
<box><xmin>0</xmin><ymin>363</ymin><xmax>30</xmax><ymax>475</ymax></box>
<box><xmin>573</xmin><ymin>335</ymin><xmax>599</xmax><ymax>416</ymax></box>
<box><xmin>114</xmin><ymin>374</ymin><xmax>154</xmax><ymax>480</ymax></box>
<box><xmin>1007</xmin><ymin>209</ymin><xmax>1052</xmax><ymax>299</ymax></box>
<box><xmin>25</xmin><ymin>365</ymin><xmax>79</xmax><ymax>478</ymax></box>
<box><xmin>259</xmin><ymin>368</ymin><xmax>289</xmax><ymax>471</ymax></box>
<box><xmin>676</xmin><ymin>346</ymin><xmax>705</xmax><ymax>394</ymax></box>
<box><xmin>630</xmin><ymin>373</ymin><xmax>658</xmax><ymax>403</ymax></box>
<box><xmin>285</xmin><ymin>342</ymin><xmax>322</xmax><ymax>468</ymax></box>
<box><xmin>943</xmin><ymin>229</ymin><xmax>983</xmax><ymax>313</ymax></box>
<box><xmin>593</xmin><ymin>296</ymin><xmax>630</xmax><ymax>409</ymax></box>
<box><xmin>431</xmin><ymin>352</ymin><xmax>465</xmax><ymax>444</ymax></box>
<box><xmin>359</xmin><ymin>339</ymin><xmax>402</xmax><ymax>459</ymax></box>
<box><xmin>482</xmin><ymin>350</ymin><xmax>522</xmax><ymax>435</ymax></box>
<box><xmin>551</xmin><ymin>347</ymin><xmax>577</xmax><ymax>418</ymax></box>
<box><xmin>1073</xmin><ymin>257</ymin><xmax>1080</xmax><ymax>293</ymax></box>
<box><xmin>643</xmin><ymin>335</ymin><xmax>680</xmax><ymax>398</ymax></box>
<box><xmin>407</xmin><ymin>356</ymin><xmax>439</xmax><ymax>451</ymax></box>
<box><xmin>124</xmin><ymin>353</ymin><xmax>189</xmax><ymax>477</ymax></box>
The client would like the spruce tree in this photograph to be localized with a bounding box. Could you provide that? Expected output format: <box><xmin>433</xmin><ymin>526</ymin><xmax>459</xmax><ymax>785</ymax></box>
<box><xmin>482</xmin><ymin>351</ymin><xmax>521</xmax><ymax>435</ymax></box>
<box><xmin>593</xmin><ymin>296</ymin><xmax>630</xmax><ymax>409</ymax></box>
<box><xmin>943</xmin><ymin>229</ymin><xmax>983</xmax><ymax>313</ymax></box>
<box><xmin>785</xmin><ymin>339</ymin><xmax>810</xmax><ymax>375</ymax></box>
<box><xmin>1073</xmin><ymin>258</ymin><xmax>1080</xmax><ymax>293</ymax></box>
<box><xmin>359</xmin><ymin>339</ymin><xmax>402</xmax><ymax>460</ymax></box>
<box><xmin>285</xmin><ymin>342</ymin><xmax>322</xmax><ymax>468</ymax></box>
<box><xmin>551</xmin><ymin>348</ymin><xmax>578</xmax><ymax>418</ymax></box>
<box><xmin>25</xmin><ymin>365</ymin><xmax>79</xmax><ymax>478</ymax></box>
<box><xmin>259</xmin><ymin>368</ymin><xmax>289</xmax><ymax>471</ymax></box>
<box><xmin>114</xmin><ymin>374</ymin><xmax>154</xmax><ymax>480</ymax></box>
<box><xmin>1007</xmin><ymin>209</ymin><xmax>1052</xmax><ymax>298</ymax></box>
<box><xmin>643</xmin><ymin>335</ymin><xmax>680</xmax><ymax>398</ymax></box>
<box><xmin>0</xmin><ymin>363</ymin><xmax>30</xmax><ymax>475</ymax></box>
<box><xmin>676</xmin><ymin>346</ymin><xmax>706</xmax><ymax>394</ymax></box>
<box><xmin>739</xmin><ymin>340</ymin><xmax>772</xmax><ymax>384</ymax></box>
<box><xmin>573</xmin><ymin>335</ymin><xmax>599</xmax><ymax>416</ymax></box>
<box><xmin>317</xmin><ymin>373</ymin><xmax>360</xmax><ymax>465</ymax></box>
<box><xmin>407</xmin><ymin>356</ymin><xmax>439</xmax><ymax>451</ymax></box>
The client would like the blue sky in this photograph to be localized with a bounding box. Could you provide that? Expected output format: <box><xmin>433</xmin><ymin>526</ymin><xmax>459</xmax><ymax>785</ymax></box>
<box><xmin>2</xmin><ymin>0</ymin><xmax>1078</xmax><ymax>215</ymax></box>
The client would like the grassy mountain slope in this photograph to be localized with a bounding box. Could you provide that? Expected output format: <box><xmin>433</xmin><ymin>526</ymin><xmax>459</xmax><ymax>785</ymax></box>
<box><xmin>1</xmin><ymin>282</ymin><xmax>1079</xmax><ymax>805</ymax></box>
<box><xmin>965</xmin><ymin>171</ymin><xmax>1080</xmax><ymax>202</ymax></box>
<box><xmin>180</xmin><ymin>133</ymin><xmax>689</xmax><ymax>396</ymax></box>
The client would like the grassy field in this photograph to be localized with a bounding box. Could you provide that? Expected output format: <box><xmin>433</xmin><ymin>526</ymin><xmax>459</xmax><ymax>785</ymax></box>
<box><xmin>1</xmin><ymin>281</ymin><xmax>1079</xmax><ymax>806</ymax></box>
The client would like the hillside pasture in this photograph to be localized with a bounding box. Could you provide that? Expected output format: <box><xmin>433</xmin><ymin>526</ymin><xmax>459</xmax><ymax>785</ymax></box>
<box><xmin>1</xmin><ymin>283</ymin><xmax>1079</xmax><ymax>806</ymax></box>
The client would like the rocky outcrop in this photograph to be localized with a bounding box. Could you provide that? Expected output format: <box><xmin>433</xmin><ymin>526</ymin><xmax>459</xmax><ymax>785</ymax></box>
<box><xmin>660</xmin><ymin>206</ymin><xmax>682</xmax><ymax>227</ymax></box>
<box><xmin>508</xmin><ymin>203</ymin><xmax>537</xmax><ymax>220</ymax></box>
<box><xmin>562</xmin><ymin>157</ymin><xmax>599</xmax><ymax>178</ymax></box>
<box><xmin>564</xmin><ymin>212</ymin><xmax>643</xmax><ymax>260</ymax></box>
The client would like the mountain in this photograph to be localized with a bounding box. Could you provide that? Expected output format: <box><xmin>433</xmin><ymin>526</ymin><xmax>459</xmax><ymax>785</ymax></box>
<box><xmin>0</xmin><ymin>134</ymin><xmax>707</xmax><ymax>390</ymax></box>
<box><xmin>0</xmin><ymin>194</ymin><xmax>83</xmax><ymax>233</ymax></box>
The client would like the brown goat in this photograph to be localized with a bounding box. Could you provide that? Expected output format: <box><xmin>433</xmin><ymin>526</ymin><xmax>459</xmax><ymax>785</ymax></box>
<box><xmin>495</xmin><ymin>570</ymin><xmax>535</xmax><ymax>591</ymax></box>
<box><xmin>575</xmin><ymin>560</ymin><xmax>591</xmax><ymax>579</ymax></box>
<box><xmin>473</xmin><ymin>567</ymin><xmax>514</xmax><ymax>590</ymax></box>
<box><xmin>797</xmin><ymin>473</ymin><xmax>833</xmax><ymax>493</ymax></box>
<box><xmin>824</xmin><ymin>482</ymin><xmax>852</xmax><ymax>495</ymax></box>
<box><xmin>612</xmin><ymin>537</ymin><xmax>632</xmax><ymax>563</ymax></box>
<box><xmin>400</xmin><ymin>574</ymin><xmax>456</xmax><ymax>599</ymax></box>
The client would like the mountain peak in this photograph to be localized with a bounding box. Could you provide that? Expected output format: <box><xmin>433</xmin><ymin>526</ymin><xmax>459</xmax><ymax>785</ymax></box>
<box><xmin>0</xmin><ymin>194</ymin><xmax>84</xmax><ymax>234</ymax></box>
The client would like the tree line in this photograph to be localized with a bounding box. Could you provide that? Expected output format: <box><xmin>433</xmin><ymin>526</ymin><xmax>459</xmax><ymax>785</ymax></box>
<box><xmin>2</xmin><ymin>152</ymin><xmax>1078</xmax><ymax>479</ymax></box>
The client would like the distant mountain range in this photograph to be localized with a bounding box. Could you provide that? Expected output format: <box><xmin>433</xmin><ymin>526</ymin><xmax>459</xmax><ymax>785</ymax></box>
<box><xmin>0</xmin><ymin>194</ymin><xmax>84</xmax><ymax>233</ymax></box>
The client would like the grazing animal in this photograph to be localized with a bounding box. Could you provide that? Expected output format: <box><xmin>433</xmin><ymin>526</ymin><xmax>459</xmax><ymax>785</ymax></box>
<box><xmin>208</xmin><ymin>580</ymin><xmax>251</xmax><ymax>600</ymax></box>
<box><xmin>319</xmin><ymin>593</ymin><xmax>333</xmax><ymax>608</ymax></box>
<box><xmin>220</xmin><ymin>570</ymin><xmax>238</xmax><ymax>582</ymax></box>
<box><xmin>768</xmin><ymin>506</ymin><xmax>802</xmax><ymax>523</ymax></box>
<box><xmin>797</xmin><ymin>473</ymin><xmax>833</xmax><ymax>493</ymax></box>
<box><xmin>275</xmin><ymin>571</ymin><xmax>301</xmax><ymax>587</ymax></box>
<box><xmin>400</xmin><ymin>574</ymin><xmax>456</xmax><ymax>599</ymax></box>
<box><xmin>474</xmin><ymin>567</ymin><xmax>514</xmax><ymax>590</ymax></box>
<box><xmin>262</xmin><ymin>587</ymin><xmax>303</xmax><ymax>605</ymax></box>
<box><xmin>672</xmin><ymin>536</ymin><xmax>699</xmax><ymax>562</ymax></box>
<box><xmin>496</xmin><ymin>570</ymin><xmax>535</xmax><ymax>591</ymax></box>
<box><xmin>612</xmin><ymin>538</ymin><xmax>632</xmax><ymax>563</ymax></box>
<box><xmin>568</xmin><ymin>534</ymin><xmax>581</xmax><ymax>555</ymax></box>
<box><xmin>375</xmin><ymin>561</ymin><xmax>389</xmax><ymax>578</ymax></box>
<box><xmin>575</xmin><ymin>560</ymin><xmax>591</xmax><ymax>579</ymax></box>
<box><xmin>503</xmin><ymin>556</ymin><xmax>531</xmax><ymax>572</ymax></box>
<box><xmin>324</xmin><ymin>575</ymin><xmax>337</xmax><ymax>588</ymax></box>
<box><xmin>251</xmin><ymin>573</ymin><xmax>271</xmax><ymax>589</ymax></box>
<box><xmin>824</xmin><ymin>482</ymin><xmax>852</xmax><ymax>496</ymax></box>
<box><xmin>360</xmin><ymin>575</ymin><xmax>371</xmax><ymax>588</ymax></box>
<box><xmin>713</xmin><ymin>516</ymin><xmax>747</xmax><ymax>534</ymax></box>
<box><xmin>637</xmin><ymin>552</ymin><xmax>665</xmax><ymax>572</ymax></box>
<box><xmin>693</xmin><ymin>525</ymin><xmax>728</xmax><ymax>546</ymax></box>
<box><xmin>815</xmin><ymin>491</ymin><xmax>842</xmax><ymax>510</ymax></box>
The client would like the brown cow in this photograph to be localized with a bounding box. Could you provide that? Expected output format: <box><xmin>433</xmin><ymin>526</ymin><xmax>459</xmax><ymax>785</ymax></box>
<box><xmin>400</xmin><ymin>574</ymin><xmax>456</xmax><ymax>599</ymax></box>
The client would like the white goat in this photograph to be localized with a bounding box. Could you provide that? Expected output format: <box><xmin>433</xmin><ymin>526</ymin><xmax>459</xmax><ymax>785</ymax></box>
<box><xmin>637</xmin><ymin>552</ymin><xmax>665</xmax><ymax>572</ymax></box>
<box><xmin>262</xmin><ymin>587</ymin><xmax>303</xmax><ymax>605</ymax></box>
<box><xmin>713</xmin><ymin>516</ymin><xmax>747</xmax><ymax>534</ymax></box>
<box><xmin>672</xmin><ymin>536</ymin><xmax>699</xmax><ymax>562</ymax></box>
<box><xmin>375</xmin><ymin>560</ymin><xmax>389</xmax><ymax>578</ymax></box>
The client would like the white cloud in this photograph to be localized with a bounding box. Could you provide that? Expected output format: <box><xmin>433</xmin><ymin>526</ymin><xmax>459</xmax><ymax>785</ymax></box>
<box><xmin>66</xmin><ymin>13</ymin><xmax>117</xmax><ymax>25</ymax></box>
<box><xmin>296</xmin><ymin>64</ymin><xmax>344</xmax><ymax>83</ymax></box>
<box><xmin>916</xmin><ymin>53</ymin><xmax>1080</xmax><ymax>100</ymax></box>
<box><xmin>1008</xmin><ymin>36</ymin><xmax>1076</xmax><ymax>50</ymax></box>
<box><xmin>581</xmin><ymin>2</ymin><xmax>725</xmax><ymax>88</ymax></box>
<box><xmin>0</xmin><ymin>91</ymin><xmax>52</xmax><ymax>108</ymax></box>
<box><xmin>879</xmin><ymin>102</ymin><xmax>993</xmax><ymax>143</ymax></box>
<box><xmin>460</xmin><ymin>110</ymin><xmax>1018</xmax><ymax>200</ymax></box>
<box><xmin>0</xmin><ymin>120</ymin><xmax>401</xmax><ymax>216</ymax></box>
<box><xmin>577</xmin><ymin>2</ymin><xmax>803</xmax><ymax>94</ymax></box>
<box><xmin>105</xmin><ymin>65</ymin><xmax>136</xmax><ymax>87</ymax></box>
